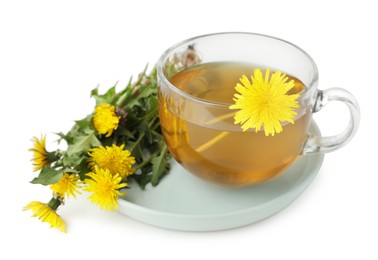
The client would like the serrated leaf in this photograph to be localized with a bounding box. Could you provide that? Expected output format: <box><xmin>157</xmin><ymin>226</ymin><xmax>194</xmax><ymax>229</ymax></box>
<box><xmin>91</xmin><ymin>85</ymin><xmax>117</xmax><ymax>105</ymax></box>
<box><xmin>75</xmin><ymin>115</ymin><xmax>93</xmax><ymax>129</ymax></box>
<box><xmin>137</xmin><ymin>121</ymin><xmax>152</xmax><ymax>144</ymax></box>
<box><xmin>55</xmin><ymin>132</ymin><xmax>68</xmax><ymax>143</ymax></box>
<box><xmin>66</xmin><ymin>131</ymin><xmax>101</xmax><ymax>156</ymax></box>
<box><xmin>138</xmin><ymin>86</ymin><xmax>156</xmax><ymax>98</ymax></box>
<box><xmin>90</xmin><ymin>86</ymin><xmax>100</xmax><ymax>97</ymax></box>
<box><xmin>130</xmin><ymin>173</ymin><xmax>152</xmax><ymax>190</ymax></box>
<box><xmin>128</xmin><ymin>99</ymin><xmax>143</xmax><ymax>108</ymax></box>
<box><xmin>116</xmin><ymin>128</ymin><xmax>135</xmax><ymax>139</ymax></box>
<box><xmin>76</xmin><ymin>159</ymin><xmax>91</xmax><ymax>180</ymax></box>
<box><xmin>150</xmin><ymin>144</ymin><xmax>169</xmax><ymax>186</ymax></box>
<box><xmin>127</xmin><ymin>86</ymin><xmax>156</xmax><ymax>108</ymax></box>
<box><xmin>62</xmin><ymin>152</ymin><xmax>86</xmax><ymax>167</ymax></box>
<box><xmin>147</xmin><ymin>96</ymin><xmax>158</xmax><ymax>110</ymax></box>
<box><xmin>31</xmin><ymin>167</ymin><xmax>63</xmax><ymax>185</ymax></box>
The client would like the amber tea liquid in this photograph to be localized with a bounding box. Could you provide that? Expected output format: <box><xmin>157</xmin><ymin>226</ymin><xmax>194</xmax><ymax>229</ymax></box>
<box><xmin>159</xmin><ymin>62</ymin><xmax>311</xmax><ymax>187</ymax></box>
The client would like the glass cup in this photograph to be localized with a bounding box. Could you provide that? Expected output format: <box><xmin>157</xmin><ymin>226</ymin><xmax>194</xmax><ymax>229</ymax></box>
<box><xmin>157</xmin><ymin>32</ymin><xmax>360</xmax><ymax>187</ymax></box>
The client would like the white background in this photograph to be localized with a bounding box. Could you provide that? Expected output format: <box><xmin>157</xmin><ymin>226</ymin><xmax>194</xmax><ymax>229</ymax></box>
<box><xmin>1</xmin><ymin>0</ymin><xmax>376</xmax><ymax>259</ymax></box>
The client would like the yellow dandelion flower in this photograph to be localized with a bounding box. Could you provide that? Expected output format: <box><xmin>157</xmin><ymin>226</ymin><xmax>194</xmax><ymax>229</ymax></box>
<box><xmin>29</xmin><ymin>135</ymin><xmax>55</xmax><ymax>171</ymax></box>
<box><xmin>93</xmin><ymin>103</ymin><xmax>120</xmax><ymax>137</ymax></box>
<box><xmin>88</xmin><ymin>144</ymin><xmax>136</xmax><ymax>178</ymax></box>
<box><xmin>85</xmin><ymin>167</ymin><xmax>127</xmax><ymax>211</ymax></box>
<box><xmin>50</xmin><ymin>173</ymin><xmax>82</xmax><ymax>198</ymax></box>
<box><xmin>229</xmin><ymin>68</ymin><xmax>300</xmax><ymax>136</ymax></box>
<box><xmin>23</xmin><ymin>200</ymin><xmax>66</xmax><ymax>232</ymax></box>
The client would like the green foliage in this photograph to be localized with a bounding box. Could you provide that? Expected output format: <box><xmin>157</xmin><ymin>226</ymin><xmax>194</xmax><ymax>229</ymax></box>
<box><xmin>31</xmin><ymin>167</ymin><xmax>63</xmax><ymax>185</ymax></box>
<box><xmin>31</xmin><ymin>66</ymin><xmax>171</xmax><ymax>189</ymax></box>
<box><xmin>151</xmin><ymin>143</ymin><xmax>169</xmax><ymax>186</ymax></box>
<box><xmin>66</xmin><ymin>131</ymin><xmax>102</xmax><ymax>156</ymax></box>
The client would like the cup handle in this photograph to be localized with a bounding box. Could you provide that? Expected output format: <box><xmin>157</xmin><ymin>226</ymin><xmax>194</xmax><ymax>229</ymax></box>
<box><xmin>302</xmin><ymin>88</ymin><xmax>360</xmax><ymax>154</ymax></box>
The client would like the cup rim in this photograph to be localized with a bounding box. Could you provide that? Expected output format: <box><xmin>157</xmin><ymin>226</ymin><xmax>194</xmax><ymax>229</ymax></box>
<box><xmin>157</xmin><ymin>32</ymin><xmax>319</xmax><ymax>108</ymax></box>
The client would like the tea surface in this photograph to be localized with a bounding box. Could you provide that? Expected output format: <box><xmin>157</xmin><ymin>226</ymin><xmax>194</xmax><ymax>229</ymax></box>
<box><xmin>170</xmin><ymin>62</ymin><xmax>304</xmax><ymax>104</ymax></box>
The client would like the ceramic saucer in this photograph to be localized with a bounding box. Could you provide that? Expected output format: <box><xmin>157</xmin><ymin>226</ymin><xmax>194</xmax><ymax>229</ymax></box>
<box><xmin>118</xmin><ymin>122</ymin><xmax>324</xmax><ymax>231</ymax></box>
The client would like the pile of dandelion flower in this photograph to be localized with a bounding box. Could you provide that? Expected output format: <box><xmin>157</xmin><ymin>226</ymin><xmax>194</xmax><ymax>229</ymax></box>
<box><xmin>24</xmin><ymin>67</ymin><xmax>170</xmax><ymax>232</ymax></box>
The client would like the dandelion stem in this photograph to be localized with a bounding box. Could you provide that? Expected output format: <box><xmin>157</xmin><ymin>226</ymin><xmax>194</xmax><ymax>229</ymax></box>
<box><xmin>47</xmin><ymin>197</ymin><xmax>61</xmax><ymax>211</ymax></box>
<box><xmin>129</xmin><ymin>132</ymin><xmax>145</xmax><ymax>152</ymax></box>
<box><xmin>195</xmin><ymin>131</ymin><xmax>229</xmax><ymax>153</ymax></box>
<box><xmin>134</xmin><ymin>155</ymin><xmax>154</xmax><ymax>172</ymax></box>
<box><xmin>204</xmin><ymin>112</ymin><xmax>235</xmax><ymax>125</ymax></box>
<box><xmin>194</xmin><ymin>112</ymin><xmax>235</xmax><ymax>153</ymax></box>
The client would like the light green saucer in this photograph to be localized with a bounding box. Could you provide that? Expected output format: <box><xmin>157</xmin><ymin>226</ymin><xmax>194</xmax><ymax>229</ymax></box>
<box><xmin>118</xmin><ymin>122</ymin><xmax>324</xmax><ymax>231</ymax></box>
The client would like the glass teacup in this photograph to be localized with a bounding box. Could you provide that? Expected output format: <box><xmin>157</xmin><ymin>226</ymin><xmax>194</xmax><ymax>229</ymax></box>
<box><xmin>157</xmin><ymin>32</ymin><xmax>360</xmax><ymax>187</ymax></box>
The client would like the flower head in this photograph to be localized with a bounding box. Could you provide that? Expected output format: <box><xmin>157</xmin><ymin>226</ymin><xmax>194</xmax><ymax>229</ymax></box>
<box><xmin>229</xmin><ymin>68</ymin><xmax>300</xmax><ymax>136</ymax></box>
<box><xmin>93</xmin><ymin>103</ymin><xmax>120</xmax><ymax>137</ymax></box>
<box><xmin>23</xmin><ymin>201</ymin><xmax>66</xmax><ymax>232</ymax></box>
<box><xmin>85</xmin><ymin>167</ymin><xmax>127</xmax><ymax>211</ymax></box>
<box><xmin>88</xmin><ymin>144</ymin><xmax>135</xmax><ymax>178</ymax></box>
<box><xmin>50</xmin><ymin>173</ymin><xmax>82</xmax><ymax>198</ymax></box>
<box><xmin>29</xmin><ymin>135</ymin><xmax>54</xmax><ymax>171</ymax></box>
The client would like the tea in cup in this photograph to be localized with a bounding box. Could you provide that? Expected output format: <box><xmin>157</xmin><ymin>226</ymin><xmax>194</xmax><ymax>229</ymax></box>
<box><xmin>157</xmin><ymin>33</ymin><xmax>360</xmax><ymax>187</ymax></box>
